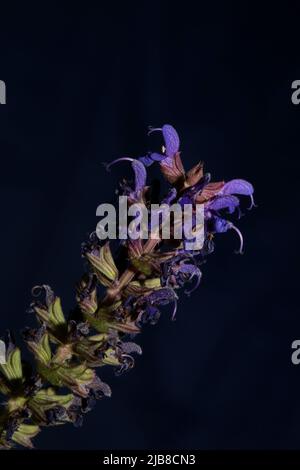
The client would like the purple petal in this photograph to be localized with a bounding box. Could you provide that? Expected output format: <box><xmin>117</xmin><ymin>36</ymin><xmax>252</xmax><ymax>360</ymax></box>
<box><xmin>212</xmin><ymin>216</ymin><xmax>232</xmax><ymax>233</ymax></box>
<box><xmin>139</xmin><ymin>152</ymin><xmax>165</xmax><ymax>167</ymax></box>
<box><xmin>138</xmin><ymin>155</ymin><xmax>154</xmax><ymax>167</ymax></box>
<box><xmin>148</xmin><ymin>124</ymin><xmax>180</xmax><ymax>158</ymax></box>
<box><xmin>212</xmin><ymin>217</ymin><xmax>244</xmax><ymax>254</ymax></box>
<box><xmin>162</xmin><ymin>124</ymin><xmax>180</xmax><ymax>157</ymax></box>
<box><xmin>121</xmin><ymin>342</ymin><xmax>142</xmax><ymax>355</ymax></box>
<box><xmin>222</xmin><ymin>179</ymin><xmax>254</xmax><ymax>196</ymax></box>
<box><xmin>142</xmin><ymin>288</ymin><xmax>178</xmax><ymax>322</ymax></box>
<box><xmin>178</xmin><ymin>263</ymin><xmax>198</xmax><ymax>275</ymax></box>
<box><xmin>222</xmin><ymin>179</ymin><xmax>256</xmax><ymax>211</ymax></box>
<box><xmin>105</xmin><ymin>157</ymin><xmax>146</xmax><ymax>197</ymax></box>
<box><xmin>181</xmin><ymin>265</ymin><xmax>202</xmax><ymax>295</ymax></box>
<box><xmin>178</xmin><ymin>195</ymin><xmax>193</xmax><ymax>207</ymax></box>
<box><xmin>147</xmin><ymin>287</ymin><xmax>178</xmax><ymax>307</ymax></box>
<box><xmin>132</xmin><ymin>160</ymin><xmax>147</xmax><ymax>194</ymax></box>
<box><xmin>142</xmin><ymin>305</ymin><xmax>161</xmax><ymax>325</ymax></box>
<box><xmin>150</xmin><ymin>152</ymin><xmax>166</xmax><ymax>162</ymax></box>
<box><xmin>207</xmin><ymin>195</ymin><xmax>240</xmax><ymax>214</ymax></box>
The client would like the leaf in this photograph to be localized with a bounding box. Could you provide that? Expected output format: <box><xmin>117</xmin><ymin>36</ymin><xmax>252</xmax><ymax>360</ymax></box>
<box><xmin>128</xmin><ymin>239</ymin><xmax>144</xmax><ymax>259</ymax></box>
<box><xmin>96</xmin><ymin>301</ymin><xmax>122</xmax><ymax>316</ymax></box>
<box><xmin>144</xmin><ymin>278</ymin><xmax>161</xmax><ymax>289</ymax></box>
<box><xmin>82</xmin><ymin>312</ymin><xmax>110</xmax><ymax>333</ymax></box>
<box><xmin>86</xmin><ymin>243</ymin><xmax>118</xmax><ymax>286</ymax></box>
<box><xmin>33</xmin><ymin>305</ymin><xmax>49</xmax><ymax>323</ymax></box>
<box><xmin>82</xmin><ymin>301</ymin><xmax>122</xmax><ymax>333</ymax></box>
<box><xmin>12</xmin><ymin>424</ymin><xmax>40</xmax><ymax>449</ymax></box>
<box><xmin>86</xmin><ymin>308</ymin><xmax>140</xmax><ymax>335</ymax></box>
<box><xmin>125</xmin><ymin>278</ymin><xmax>161</xmax><ymax>295</ymax></box>
<box><xmin>63</xmin><ymin>363</ymin><xmax>94</xmax><ymax>383</ymax></box>
<box><xmin>0</xmin><ymin>347</ymin><xmax>23</xmax><ymax>381</ymax></box>
<box><xmin>49</xmin><ymin>297</ymin><xmax>66</xmax><ymax>327</ymax></box>
<box><xmin>37</xmin><ymin>362</ymin><xmax>62</xmax><ymax>387</ymax></box>
<box><xmin>102</xmin><ymin>348</ymin><xmax>121</xmax><ymax>366</ymax></box>
<box><xmin>131</xmin><ymin>258</ymin><xmax>153</xmax><ymax>276</ymax></box>
<box><xmin>88</xmin><ymin>333</ymin><xmax>108</xmax><ymax>342</ymax></box>
<box><xmin>32</xmin><ymin>388</ymin><xmax>73</xmax><ymax>407</ymax></box>
<box><xmin>185</xmin><ymin>162</ymin><xmax>203</xmax><ymax>187</ymax></box>
<box><xmin>28</xmin><ymin>333</ymin><xmax>52</xmax><ymax>365</ymax></box>
<box><xmin>195</xmin><ymin>181</ymin><xmax>225</xmax><ymax>203</ymax></box>
<box><xmin>38</xmin><ymin>362</ymin><xmax>95</xmax><ymax>397</ymax></box>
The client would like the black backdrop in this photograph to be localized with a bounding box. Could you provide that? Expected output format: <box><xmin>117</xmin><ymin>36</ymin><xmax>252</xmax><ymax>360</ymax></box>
<box><xmin>0</xmin><ymin>1</ymin><xmax>300</xmax><ymax>450</ymax></box>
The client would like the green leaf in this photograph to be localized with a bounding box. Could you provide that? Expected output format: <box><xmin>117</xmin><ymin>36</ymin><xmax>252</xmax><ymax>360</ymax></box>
<box><xmin>28</xmin><ymin>333</ymin><xmax>52</xmax><ymax>365</ymax></box>
<box><xmin>37</xmin><ymin>362</ymin><xmax>62</xmax><ymax>387</ymax></box>
<box><xmin>83</xmin><ymin>312</ymin><xmax>111</xmax><ymax>333</ymax></box>
<box><xmin>37</xmin><ymin>361</ymin><xmax>94</xmax><ymax>397</ymax></box>
<box><xmin>31</xmin><ymin>388</ymin><xmax>73</xmax><ymax>407</ymax></box>
<box><xmin>102</xmin><ymin>347</ymin><xmax>121</xmax><ymax>366</ymax></box>
<box><xmin>7</xmin><ymin>395</ymin><xmax>27</xmax><ymax>413</ymax></box>
<box><xmin>86</xmin><ymin>243</ymin><xmax>118</xmax><ymax>286</ymax></box>
<box><xmin>12</xmin><ymin>424</ymin><xmax>40</xmax><ymax>449</ymax></box>
<box><xmin>49</xmin><ymin>297</ymin><xmax>66</xmax><ymax>327</ymax></box>
<box><xmin>125</xmin><ymin>278</ymin><xmax>161</xmax><ymax>295</ymax></box>
<box><xmin>83</xmin><ymin>302</ymin><xmax>121</xmax><ymax>333</ymax></box>
<box><xmin>0</xmin><ymin>348</ymin><xmax>23</xmax><ymax>381</ymax></box>
<box><xmin>131</xmin><ymin>257</ymin><xmax>153</xmax><ymax>276</ymax></box>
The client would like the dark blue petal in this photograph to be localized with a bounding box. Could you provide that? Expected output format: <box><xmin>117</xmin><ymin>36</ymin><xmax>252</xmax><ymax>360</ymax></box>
<box><xmin>138</xmin><ymin>152</ymin><xmax>165</xmax><ymax>167</ymax></box>
<box><xmin>222</xmin><ymin>179</ymin><xmax>253</xmax><ymax>196</ymax></box>
<box><xmin>212</xmin><ymin>217</ymin><xmax>232</xmax><ymax>233</ymax></box>
<box><xmin>132</xmin><ymin>160</ymin><xmax>147</xmax><ymax>194</ymax></box>
<box><xmin>162</xmin><ymin>124</ymin><xmax>180</xmax><ymax>157</ymax></box>
<box><xmin>208</xmin><ymin>195</ymin><xmax>240</xmax><ymax>214</ymax></box>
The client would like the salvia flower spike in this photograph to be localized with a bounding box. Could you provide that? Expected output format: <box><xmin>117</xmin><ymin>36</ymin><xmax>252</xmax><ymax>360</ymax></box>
<box><xmin>0</xmin><ymin>124</ymin><xmax>254</xmax><ymax>448</ymax></box>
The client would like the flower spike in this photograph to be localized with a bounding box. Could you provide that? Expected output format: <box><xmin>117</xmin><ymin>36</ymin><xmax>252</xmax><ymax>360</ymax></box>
<box><xmin>0</xmin><ymin>124</ymin><xmax>254</xmax><ymax>449</ymax></box>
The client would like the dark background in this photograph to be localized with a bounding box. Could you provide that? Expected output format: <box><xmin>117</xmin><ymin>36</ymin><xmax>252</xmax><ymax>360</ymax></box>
<box><xmin>0</xmin><ymin>1</ymin><xmax>299</xmax><ymax>449</ymax></box>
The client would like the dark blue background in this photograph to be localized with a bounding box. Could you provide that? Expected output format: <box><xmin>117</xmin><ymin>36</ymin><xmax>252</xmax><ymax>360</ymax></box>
<box><xmin>0</xmin><ymin>1</ymin><xmax>299</xmax><ymax>449</ymax></box>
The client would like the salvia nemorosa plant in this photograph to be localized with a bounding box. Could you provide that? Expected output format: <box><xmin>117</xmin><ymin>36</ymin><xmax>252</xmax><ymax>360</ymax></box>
<box><xmin>0</xmin><ymin>125</ymin><xmax>255</xmax><ymax>449</ymax></box>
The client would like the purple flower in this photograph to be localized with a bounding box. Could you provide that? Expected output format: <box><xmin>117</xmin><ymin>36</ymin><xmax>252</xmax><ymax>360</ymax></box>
<box><xmin>207</xmin><ymin>215</ymin><xmax>244</xmax><ymax>254</ymax></box>
<box><xmin>161</xmin><ymin>256</ymin><xmax>202</xmax><ymax>296</ymax></box>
